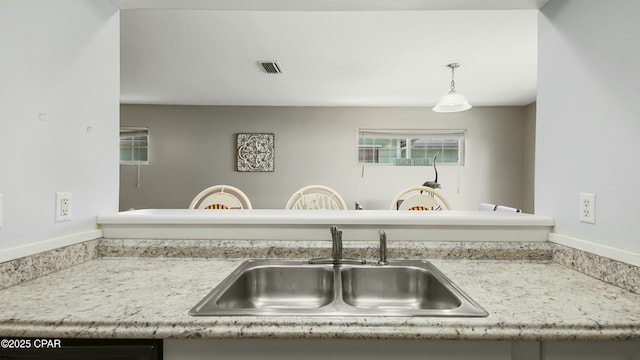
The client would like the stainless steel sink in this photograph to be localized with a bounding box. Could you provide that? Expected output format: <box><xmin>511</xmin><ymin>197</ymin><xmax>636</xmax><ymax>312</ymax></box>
<box><xmin>340</xmin><ymin>266</ymin><xmax>462</xmax><ymax>310</ymax></box>
<box><xmin>201</xmin><ymin>263</ymin><xmax>334</xmax><ymax>312</ymax></box>
<box><xmin>189</xmin><ymin>259</ymin><xmax>487</xmax><ymax>317</ymax></box>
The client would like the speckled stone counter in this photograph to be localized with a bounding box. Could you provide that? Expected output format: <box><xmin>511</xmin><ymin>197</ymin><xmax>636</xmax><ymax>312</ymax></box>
<box><xmin>1</xmin><ymin>255</ymin><xmax>639</xmax><ymax>341</ymax></box>
<box><xmin>97</xmin><ymin>238</ymin><xmax>553</xmax><ymax>261</ymax></box>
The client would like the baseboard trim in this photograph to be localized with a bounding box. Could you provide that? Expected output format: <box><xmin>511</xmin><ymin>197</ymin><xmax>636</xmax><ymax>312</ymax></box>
<box><xmin>549</xmin><ymin>233</ymin><xmax>640</xmax><ymax>267</ymax></box>
<box><xmin>0</xmin><ymin>229</ymin><xmax>103</xmax><ymax>263</ymax></box>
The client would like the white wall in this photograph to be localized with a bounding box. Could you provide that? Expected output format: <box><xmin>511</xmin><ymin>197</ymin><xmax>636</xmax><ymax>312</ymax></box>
<box><xmin>120</xmin><ymin>105</ymin><xmax>532</xmax><ymax>212</ymax></box>
<box><xmin>537</xmin><ymin>0</ymin><xmax>640</xmax><ymax>263</ymax></box>
<box><xmin>0</xmin><ymin>0</ymin><xmax>120</xmax><ymax>261</ymax></box>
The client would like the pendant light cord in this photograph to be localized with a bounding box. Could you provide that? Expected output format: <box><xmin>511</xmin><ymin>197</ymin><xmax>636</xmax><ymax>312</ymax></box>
<box><xmin>449</xmin><ymin>64</ymin><xmax>457</xmax><ymax>94</ymax></box>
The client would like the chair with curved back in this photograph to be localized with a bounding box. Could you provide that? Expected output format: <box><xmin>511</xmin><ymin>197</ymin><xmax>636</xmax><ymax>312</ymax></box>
<box><xmin>390</xmin><ymin>186</ymin><xmax>452</xmax><ymax>211</ymax></box>
<box><xmin>495</xmin><ymin>205</ymin><xmax>521</xmax><ymax>213</ymax></box>
<box><xmin>189</xmin><ymin>185</ymin><xmax>253</xmax><ymax>210</ymax></box>
<box><xmin>479</xmin><ymin>203</ymin><xmax>497</xmax><ymax>211</ymax></box>
<box><xmin>285</xmin><ymin>185</ymin><xmax>348</xmax><ymax>210</ymax></box>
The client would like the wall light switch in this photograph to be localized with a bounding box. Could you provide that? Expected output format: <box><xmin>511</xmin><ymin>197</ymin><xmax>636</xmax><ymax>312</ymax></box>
<box><xmin>0</xmin><ymin>193</ymin><xmax>3</xmax><ymax>229</ymax></box>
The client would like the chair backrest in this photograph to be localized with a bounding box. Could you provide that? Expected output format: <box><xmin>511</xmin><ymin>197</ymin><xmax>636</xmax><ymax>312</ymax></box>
<box><xmin>189</xmin><ymin>185</ymin><xmax>253</xmax><ymax>210</ymax></box>
<box><xmin>479</xmin><ymin>203</ymin><xmax>497</xmax><ymax>211</ymax></box>
<box><xmin>495</xmin><ymin>205</ymin><xmax>521</xmax><ymax>213</ymax></box>
<box><xmin>390</xmin><ymin>186</ymin><xmax>452</xmax><ymax>211</ymax></box>
<box><xmin>285</xmin><ymin>185</ymin><xmax>348</xmax><ymax>210</ymax></box>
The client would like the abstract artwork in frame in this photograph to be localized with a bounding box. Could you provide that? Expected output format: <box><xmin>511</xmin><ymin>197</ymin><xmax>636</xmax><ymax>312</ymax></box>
<box><xmin>236</xmin><ymin>133</ymin><xmax>275</xmax><ymax>172</ymax></box>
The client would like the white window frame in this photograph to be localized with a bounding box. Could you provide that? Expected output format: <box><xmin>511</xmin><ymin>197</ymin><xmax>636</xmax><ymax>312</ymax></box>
<box><xmin>120</xmin><ymin>127</ymin><xmax>149</xmax><ymax>165</ymax></box>
<box><xmin>357</xmin><ymin>129</ymin><xmax>465</xmax><ymax>166</ymax></box>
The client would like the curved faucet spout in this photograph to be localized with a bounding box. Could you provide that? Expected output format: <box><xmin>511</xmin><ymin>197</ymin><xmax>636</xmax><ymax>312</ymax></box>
<box><xmin>331</xmin><ymin>226</ymin><xmax>343</xmax><ymax>260</ymax></box>
<box><xmin>378</xmin><ymin>230</ymin><xmax>389</xmax><ymax>265</ymax></box>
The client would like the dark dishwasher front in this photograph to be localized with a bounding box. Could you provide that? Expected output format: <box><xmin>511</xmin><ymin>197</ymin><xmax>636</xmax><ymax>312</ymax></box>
<box><xmin>0</xmin><ymin>338</ymin><xmax>162</xmax><ymax>360</ymax></box>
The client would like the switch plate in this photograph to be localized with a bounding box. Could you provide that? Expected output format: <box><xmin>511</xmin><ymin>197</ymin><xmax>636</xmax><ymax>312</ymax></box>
<box><xmin>579</xmin><ymin>193</ymin><xmax>595</xmax><ymax>224</ymax></box>
<box><xmin>0</xmin><ymin>193</ymin><xmax>3</xmax><ymax>229</ymax></box>
<box><xmin>55</xmin><ymin>192</ymin><xmax>72</xmax><ymax>222</ymax></box>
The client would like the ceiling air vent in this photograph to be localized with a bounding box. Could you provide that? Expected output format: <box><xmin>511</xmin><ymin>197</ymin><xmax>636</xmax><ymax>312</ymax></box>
<box><xmin>259</xmin><ymin>61</ymin><xmax>282</xmax><ymax>74</ymax></box>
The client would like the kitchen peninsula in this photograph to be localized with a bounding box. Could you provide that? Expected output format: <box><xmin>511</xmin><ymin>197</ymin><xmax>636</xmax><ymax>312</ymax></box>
<box><xmin>1</xmin><ymin>210</ymin><xmax>639</xmax><ymax>359</ymax></box>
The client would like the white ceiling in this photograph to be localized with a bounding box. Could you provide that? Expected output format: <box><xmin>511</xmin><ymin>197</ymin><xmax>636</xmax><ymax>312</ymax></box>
<box><xmin>116</xmin><ymin>0</ymin><xmax>546</xmax><ymax>107</ymax></box>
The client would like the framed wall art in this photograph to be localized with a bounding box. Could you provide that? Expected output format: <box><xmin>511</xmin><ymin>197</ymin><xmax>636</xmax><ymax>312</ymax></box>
<box><xmin>236</xmin><ymin>133</ymin><xmax>275</xmax><ymax>172</ymax></box>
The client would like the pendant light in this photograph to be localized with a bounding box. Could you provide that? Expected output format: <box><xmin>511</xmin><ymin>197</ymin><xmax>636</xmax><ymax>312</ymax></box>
<box><xmin>433</xmin><ymin>63</ymin><xmax>472</xmax><ymax>113</ymax></box>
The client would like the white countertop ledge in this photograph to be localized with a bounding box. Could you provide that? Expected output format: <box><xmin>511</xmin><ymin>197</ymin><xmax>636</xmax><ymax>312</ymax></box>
<box><xmin>98</xmin><ymin>209</ymin><xmax>554</xmax><ymax>226</ymax></box>
<box><xmin>97</xmin><ymin>210</ymin><xmax>554</xmax><ymax>242</ymax></box>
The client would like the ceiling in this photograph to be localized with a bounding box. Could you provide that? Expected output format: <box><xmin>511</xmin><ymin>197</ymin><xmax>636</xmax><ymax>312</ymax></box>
<box><xmin>115</xmin><ymin>0</ymin><xmax>547</xmax><ymax>107</ymax></box>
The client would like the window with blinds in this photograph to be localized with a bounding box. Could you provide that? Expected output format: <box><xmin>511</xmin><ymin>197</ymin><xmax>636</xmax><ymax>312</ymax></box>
<box><xmin>120</xmin><ymin>127</ymin><xmax>149</xmax><ymax>165</ymax></box>
<box><xmin>357</xmin><ymin>129</ymin><xmax>465</xmax><ymax>166</ymax></box>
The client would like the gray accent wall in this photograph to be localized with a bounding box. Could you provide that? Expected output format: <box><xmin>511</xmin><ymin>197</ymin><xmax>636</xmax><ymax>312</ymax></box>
<box><xmin>523</xmin><ymin>103</ymin><xmax>537</xmax><ymax>214</ymax></box>
<box><xmin>120</xmin><ymin>105</ymin><xmax>533</xmax><ymax>211</ymax></box>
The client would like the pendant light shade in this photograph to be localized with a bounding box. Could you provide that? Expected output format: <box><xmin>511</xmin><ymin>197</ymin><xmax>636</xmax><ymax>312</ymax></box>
<box><xmin>433</xmin><ymin>63</ymin><xmax>472</xmax><ymax>113</ymax></box>
<box><xmin>433</xmin><ymin>93</ymin><xmax>472</xmax><ymax>112</ymax></box>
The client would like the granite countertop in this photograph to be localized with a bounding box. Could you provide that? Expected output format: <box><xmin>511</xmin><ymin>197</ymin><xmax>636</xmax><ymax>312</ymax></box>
<box><xmin>1</xmin><ymin>254</ymin><xmax>639</xmax><ymax>341</ymax></box>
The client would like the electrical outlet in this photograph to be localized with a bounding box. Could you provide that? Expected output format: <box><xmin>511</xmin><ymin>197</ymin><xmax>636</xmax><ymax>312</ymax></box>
<box><xmin>579</xmin><ymin>193</ymin><xmax>595</xmax><ymax>224</ymax></box>
<box><xmin>55</xmin><ymin>192</ymin><xmax>72</xmax><ymax>222</ymax></box>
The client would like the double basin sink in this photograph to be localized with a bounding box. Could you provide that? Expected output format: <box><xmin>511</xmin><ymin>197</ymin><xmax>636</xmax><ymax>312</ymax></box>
<box><xmin>189</xmin><ymin>259</ymin><xmax>488</xmax><ymax>317</ymax></box>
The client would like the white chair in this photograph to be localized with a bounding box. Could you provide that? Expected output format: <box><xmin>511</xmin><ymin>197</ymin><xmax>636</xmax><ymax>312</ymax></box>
<box><xmin>390</xmin><ymin>186</ymin><xmax>452</xmax><ymax>211</ymax></box>
<box><xmin>495</xmin><ymin>205</ymin><xmax>521</xmax><ymax>213</ymax></box>
<box><xmin>189</xmin><ymin>185</ymin><xmax>253</xmax><ymax>210</ymax></box>
<box><xmin>285</xmin><ymin>185</ymin><xmax>348</xmax><ymax>210</ymax></box>
<box><xmin>479</xmin><ymin>203</ymin><xmax>497</xmax><ymax>211</ymax></box>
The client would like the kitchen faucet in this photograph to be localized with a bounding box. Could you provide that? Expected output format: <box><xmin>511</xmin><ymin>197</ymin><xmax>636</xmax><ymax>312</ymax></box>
<box><xmin>330</xmin><ymin>226</ymin><xmax>343</xmax><ymax>260</ymax></box>
<box><xmin>378</xmin><ymin>229</ymin><xmax>389</xmax><ymax>265</ymax></box>
<box><xmin>308</xmin><ymin>226</ymin><xmax>365</xmax><ymax>265</ymax></box>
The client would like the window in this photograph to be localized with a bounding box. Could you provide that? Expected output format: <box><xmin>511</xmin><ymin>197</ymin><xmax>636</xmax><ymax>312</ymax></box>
<box><xmin>357</xmin><ymin>129</ymin><xmax>465</xmax><ymax>166</ymax></box>
<box><xmin>358</xmin><ymin>146</ymin><xmax>380</xmax><ymax>163</ymax></box>
<box><xmin>120</xmin><ymin>127</ymin><xmax>149</xmax><ymax>164</ymax></box>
